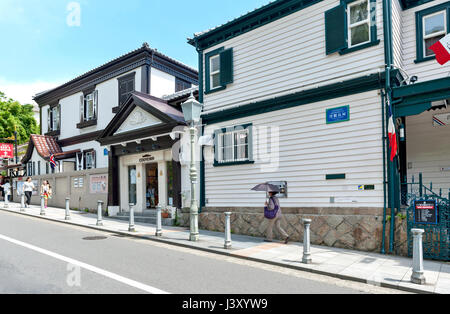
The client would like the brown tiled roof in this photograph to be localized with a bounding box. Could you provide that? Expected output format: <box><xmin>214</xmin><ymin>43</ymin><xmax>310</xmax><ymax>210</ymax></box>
<box><xmin>21</xmin><ymin>135</ymin><xmax>81</xmax><ymax>164</ymax></box>
<box><xmin>31</xmin><ymin>135</ymin><xmax>63</xmax><ymax>158</ymax></box>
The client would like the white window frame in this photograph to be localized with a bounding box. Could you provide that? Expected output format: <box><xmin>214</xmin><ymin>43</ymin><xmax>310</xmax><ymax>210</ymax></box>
<box><xmin>347</xmin><ymin>0</ymin><xmax>371</xmax><ymax>48</ymax></box>
<box><xmin>84</xmin><ymin>93</ymin><xmax>95</xmax><ymax>121</ymax></box>
<box><xmin>85</xmin><ymin>151</ymin><xmax>94</xmax><ymax>170</ymax></box>
<box><xmin>217</xmin><ymin>128</ymin><xmax>250</xmax><ymax>164</ymax></box>
<box><xmin>209</xmin><ymin>55</ymin><xmax>221</xmax><ymax>90</ymax></box>
<box><xmin>49</xmin><ymin>106</ymin><xmax>60</xmax><ymax>132</ymax></box>
<box><xmin>423</xmin><ymin>10</ymin><xmax>447</xmax><ymax>57</ymax></box>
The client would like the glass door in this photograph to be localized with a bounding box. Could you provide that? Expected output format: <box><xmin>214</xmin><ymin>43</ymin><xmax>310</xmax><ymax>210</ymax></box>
<box><xmin>128</xmin><ymin>166</ymin><xmax>137</xmax><ymax>205</ymax></box>
<box><xmin>146</xmin><ymin>164</ymin><xmax>158</xmax><ymax>209</ymax></box>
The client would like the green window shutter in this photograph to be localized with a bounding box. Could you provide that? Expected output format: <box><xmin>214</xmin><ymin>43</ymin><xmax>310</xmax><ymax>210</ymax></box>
<box><xmin>325</xmin><ymin>4</ymin><xmax>347</xmax><ymax>55</ymax></box>
<box><xmin>220</xmin><ymin>48</ymin><xmax>233</xmax><ymax>86</ymax></box>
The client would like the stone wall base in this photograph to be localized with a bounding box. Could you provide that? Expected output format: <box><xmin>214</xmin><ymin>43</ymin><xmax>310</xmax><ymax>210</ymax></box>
<box><xmin>179</xmin><ymin>207</ymin><xmax>408</xmax><ymax>256</ymax></box>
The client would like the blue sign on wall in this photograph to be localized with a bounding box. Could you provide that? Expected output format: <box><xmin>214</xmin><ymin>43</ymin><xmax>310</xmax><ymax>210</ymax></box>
<box><xmin>326</xmin><ymin>106</ymin><xmax>350</xmax><ymax>124</ymax></box>
<box><xmin>104</xmin><ymin>148</ymin><xmax>109</xmax><ymax>156</ymax></box>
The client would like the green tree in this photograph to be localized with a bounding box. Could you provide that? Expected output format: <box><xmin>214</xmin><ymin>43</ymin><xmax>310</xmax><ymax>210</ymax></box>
<box><xmin>0</xmin><ymin>91</ymin><xmax>39</xmax><ymax>144</ymax></box>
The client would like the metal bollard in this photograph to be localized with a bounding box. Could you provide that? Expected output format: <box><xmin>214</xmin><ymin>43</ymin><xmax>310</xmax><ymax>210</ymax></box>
<box><xmin>411</xmin><ymin>229</ymin><xmax>426</xmax><ymax>285</ymax></box>
<box><xmin>129</xmin><ymin>203</ymin><xmax>136</xmax><ymax>232</ymax></box>
<box><xmin>65</xmin><ymin>197</ymin><xmax>71</xmax><ymax>220</ymax></box>
<box><xmin>96</xmin><ymin>200</ymin><xmax>103</xmax><ymax>226</ymax></box>
<box><xmin>20</xmin><ymin>194</ymin><xmax>25</xmax><ymax>212</ymax></box>
<box><xmin>4</xmin><ymin>193</ymin><xmax>9</xmax><ymax>208</ymax></box>
<box><xmin>224</xmin><ymin>212</ymin><xmax>232</xmax><ymax>249</ymax></box>
<box><xmin>40</xmin><ymin>195</ymin><xmax>45</xmax><ymax>216</ymax></box>
<box><xmin>302</xmin><ymin>219</ymin><xmax>312</xmax><ymax>264</ymax></box>
<box><xmin>155</xmin><ymin>205</ymin><xmax>162</xmax><ymax>237</ymax></box>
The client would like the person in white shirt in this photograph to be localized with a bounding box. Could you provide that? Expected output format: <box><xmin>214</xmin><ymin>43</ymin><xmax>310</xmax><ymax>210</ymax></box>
<box><xmin>0</xmin><ymin>180</ymin><xmax>11</xmax><ymax>202</ymax></box>
<box><xmin>22</xmin><ymin>177</ymin><xmax>35</xmax><ymax>207</ymax></box>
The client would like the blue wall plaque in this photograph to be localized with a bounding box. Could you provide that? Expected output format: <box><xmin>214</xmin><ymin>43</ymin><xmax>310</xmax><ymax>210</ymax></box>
<box><xmin>326</xmin><ymin>106</ymin><xmax>350</xmax><ymax>124</ymax></box>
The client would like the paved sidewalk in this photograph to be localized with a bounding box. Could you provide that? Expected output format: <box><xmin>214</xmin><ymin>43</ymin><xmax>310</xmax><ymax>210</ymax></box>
<box><xmin>1</xmin><ymin>202</ymin><xmax>449</xmax><ymax>294</ymax></box>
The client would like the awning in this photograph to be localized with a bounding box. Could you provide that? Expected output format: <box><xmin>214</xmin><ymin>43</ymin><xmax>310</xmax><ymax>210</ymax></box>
<box><xmin>392</xmin><ymin>77</ymin><xmax>450</xmax><ymax>117</ymax></box>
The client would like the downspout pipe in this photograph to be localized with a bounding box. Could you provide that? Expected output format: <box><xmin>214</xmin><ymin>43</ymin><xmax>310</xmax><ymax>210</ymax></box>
<box><xmin>380</xmin><ymin>89</ymin><xmax>387</xmax><ymax>255</ymax></box>
<box><xmin>195</xmin><ymin>40</ymin><xmax>206</xmax><ymax>212</ymax></box>
<box><xmin>383</xmin><ymin>0</ymin><xmax>396</xmax><ymax>253</ymax></box>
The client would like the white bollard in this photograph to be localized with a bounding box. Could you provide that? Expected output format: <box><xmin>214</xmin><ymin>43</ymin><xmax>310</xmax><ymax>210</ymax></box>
<box><xmin>20</xmin><ymin>194</ymin><xmax>25</xmax><ymax>212</ymax></box>
<box><xmin>129</xmin><ymin>203</ymin><xmax>136</xmax><ymax>232</ymax></box>
<box><xmin>40</xmin><ymin>195</ymin><xmax>45</xmax><ymax>216</ymax></box>
<box><xmin>155</xmin><ymin>205</ymin><xmax>162</xmax><ymax>237</ymax></box>
<box><xmin>96</xmin><ymin>200</ymin><xmax>103</xmax><ymax>226</ymax></box>
<box><xmin>224</xmin><ymin>212</ymin><xmax>232</xmax><ymax>249</ymax></box>
<box><xmin>302</xmin><ymin>219</ymin><xmax>312</xmax><ymax>264</ymax></box>
<box><xmin>65</xmin><ymin>197</ymin><xmax>71</xmax><ymax>221</ymax></box>
<box><xmin>411</xmin><ymin>229</ymin><xmax>426</xmax><ymax>285</ymax></box>
<box><xmin>4</xmin><ymin>193</ymin><xmax>9</xmax><ymax>208</ymax></box>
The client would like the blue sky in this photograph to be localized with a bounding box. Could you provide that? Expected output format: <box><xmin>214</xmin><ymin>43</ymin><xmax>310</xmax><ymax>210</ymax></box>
<box><xmin>0</xmin><ymin>0</ymin><xmax>270</xmax><ymax>105</ymax></box>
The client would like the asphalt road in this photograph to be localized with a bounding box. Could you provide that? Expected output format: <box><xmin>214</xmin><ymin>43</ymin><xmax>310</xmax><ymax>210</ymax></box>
<box><xmin>0</xmin><ymin>210</ymin><xmax>407</xmax><ymax>294</ymax></box>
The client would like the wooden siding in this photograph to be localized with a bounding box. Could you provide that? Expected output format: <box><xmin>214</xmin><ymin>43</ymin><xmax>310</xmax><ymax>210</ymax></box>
<box><xmin>393</xmin><ymin>0</ymin><xmax>404</xmax><ymax>69</ymax></box>
<box><xmin>401</xmin><ymin>0</ymin><xmax>450</xmax><ymax>83</ymax></box>
<box><xmin>203</xmin><ymin>90</ymin><xmax>384</xmax><ymax>208</ymax></box>
<box><xmin>202</xmin><ymin>0</ymin><xmax>385</xmax><ymax>114</ymax></box>
<box><xmin>406</xmin><ymin>108</ymin><xmax>450</xmax><ymax>193</ymax></box>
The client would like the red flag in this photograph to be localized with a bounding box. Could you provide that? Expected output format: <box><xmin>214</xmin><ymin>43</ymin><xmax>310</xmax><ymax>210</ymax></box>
<box><xmin>388</xmin><ymin>102</ymin><xmax>398</xmax><ymax>162</ymax></box>
<box><xmin>430</xmin><ymin>34</ymin><xmax>450</xmax><ymax>65</ymax></box>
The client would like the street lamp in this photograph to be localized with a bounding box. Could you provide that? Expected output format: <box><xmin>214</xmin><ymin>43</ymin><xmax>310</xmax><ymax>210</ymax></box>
<box><xmin>181</xmin><ymin>92</ymin><xmax>203</xmax><ymax>242</ymax></box>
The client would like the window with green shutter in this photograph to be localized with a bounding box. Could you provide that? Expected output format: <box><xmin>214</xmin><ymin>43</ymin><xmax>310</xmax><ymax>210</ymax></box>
<box><xmin>325</xmin><ymin>0</ymin><xmax>379</xmax><ymax>55</ymax></box>
<box><xmin>213</xmin><ymin>123</ymin><xmax>254</xmax><ymax>167</ymax></box>
<box><xmin>205</xmin><ymin>47</ymin><xmax>234</xmax><ymax>94</ymax></box>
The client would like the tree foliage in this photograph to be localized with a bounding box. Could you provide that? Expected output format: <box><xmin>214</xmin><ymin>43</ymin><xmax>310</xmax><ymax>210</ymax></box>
<box><xmin>0</xmin><ymin>91</ymin><xmax>39</xmax><ymax>145</ymax></box>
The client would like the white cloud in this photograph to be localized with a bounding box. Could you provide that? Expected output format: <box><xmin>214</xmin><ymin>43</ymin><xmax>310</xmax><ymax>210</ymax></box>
<box><xmin>0</xmin><ymin>78</ymin><xmax>65</xmax><ymax>110</ymax></box>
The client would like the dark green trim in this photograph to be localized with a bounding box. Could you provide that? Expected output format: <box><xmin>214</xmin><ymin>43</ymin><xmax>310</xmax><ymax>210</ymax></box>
<box><xmin>340</xmin><ymin>0</ymin><xmax>379</xmax><ymax>54</ymax></box>
<box><xmin>198</xmin><ymin>49</ymin><xmax>206</xmax><ymax>209</ymax></box>
<box><xmin>203</xmin><ymin>71</ymin><xmax>394</xmax><ymax>124</ymax></box>
<box><xmin>339</xmin><ymin>40</ymin><xmax>380</xmax><ymax>55</ymax></box>
<box><xmin>393</xmin><ymin>76</ymin><xmax>450</xmax><ymax>98</ymax></box>
<box><xmin>326</xmin><ymin>174</ymin><xmax>346</xmax><ymax>180</ymax></box>
<box><xmin>399</xmin><ymin>0</ymin><xmax>435</xmax><ymax>10</ymax></box>
<box><xmin>214</xmin><ymin>160</ymin><xmax>256</xmax><ymax>167</ymax></box>
<box><xmin>415</xmin><ymin>2</ymin><xmax>450</xmax><ymax>63</ymax></box>
<box><xmin>190</xmin><ymin>0</ymin><xmax>323</xmax><ymax>50</ymax></box>
<box><xmin>205</xmin><ymin>47</ymin><xmax>224</xmax><ymax>94</ymax></box>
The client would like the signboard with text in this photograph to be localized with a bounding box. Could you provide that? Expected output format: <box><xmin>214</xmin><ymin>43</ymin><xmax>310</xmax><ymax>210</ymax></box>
<box><xmin>326</xmin><ymin>106</ymin><xmax>350</xmax><ymax>124</ymax></box>
<box><xmin>414</xmin><ymin>200</ymin><xmax>438</xmax><ymax>225</ymax></box>
<box><xmin>0</xmin><ymin>143</ymin><xmax>14</xmax><ymax>159</ymax></box>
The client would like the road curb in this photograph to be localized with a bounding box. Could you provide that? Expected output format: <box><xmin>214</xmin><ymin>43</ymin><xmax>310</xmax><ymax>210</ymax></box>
<box><xmin>0</xmin><ymin>206</ymin><xmax>434</xmax><ymax>294</ymax></box>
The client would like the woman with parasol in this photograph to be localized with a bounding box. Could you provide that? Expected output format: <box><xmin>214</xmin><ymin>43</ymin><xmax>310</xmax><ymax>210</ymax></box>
<box><xmin>252</xmin><ymin>183</ymin><xmax>290</xmax><ymax>244</ymax></box>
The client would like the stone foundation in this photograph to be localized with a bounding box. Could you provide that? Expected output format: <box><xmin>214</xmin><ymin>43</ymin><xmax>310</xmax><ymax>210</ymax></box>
<box><xmin>179</xmin><ymin>207</ymin><xmax>408</xmax><ymax>255</ymax></box>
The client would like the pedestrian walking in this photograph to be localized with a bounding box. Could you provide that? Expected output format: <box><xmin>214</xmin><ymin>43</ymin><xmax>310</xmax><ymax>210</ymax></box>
<box><xmin>264</xmin><ymin>189</ymin><xmax>290</xmax><ymax>244</ymax></box>
<box><xmin>0</xmin><ymin>180</ymin><xmax>11</xmax><ymax>203</ymax></box>
<box><xmin>40</xmin><ymin>180</ymin><xmax>52</xmax><ymax>208</ymax></box>
<box><xmin>22</xmin><ymin>177</ymin><xmax>35</xmax><ymax>207</ymax></box>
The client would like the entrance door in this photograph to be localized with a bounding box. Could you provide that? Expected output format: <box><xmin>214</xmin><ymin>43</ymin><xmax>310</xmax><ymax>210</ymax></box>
<box><xmin>145</xmin><ymin>164</ymin><xmax>158</xmax><ymax>209</ymax></box>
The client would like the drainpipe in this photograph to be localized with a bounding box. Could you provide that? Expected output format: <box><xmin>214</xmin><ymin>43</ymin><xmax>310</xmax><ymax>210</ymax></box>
<box><xmin>195</xmin><ymin>40</ymin><xmax>205</xmax><ymax>212</ymax></box>
<box><xmin>381</xmin><ymin>89</ymin><xmax>387</xmax><ymax>255</ymax></box>
<box><xmin>383</xmin><ymin>0</ymin><xmax>396</xmax><ymax>253</ymax></box>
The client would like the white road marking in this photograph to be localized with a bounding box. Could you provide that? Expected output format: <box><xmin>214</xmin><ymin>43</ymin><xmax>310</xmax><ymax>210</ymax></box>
<box><xmin>0</xmin><ymin>233</ymin><xmax>170</xmax><ymax>294</ymax></box>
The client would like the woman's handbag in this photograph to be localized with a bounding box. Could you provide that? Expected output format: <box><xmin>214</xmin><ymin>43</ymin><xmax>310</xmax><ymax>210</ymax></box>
<box><xmin>264</xmin><ymin>198</ymin><xmax>279</xmax><ymax>219</ymax></box>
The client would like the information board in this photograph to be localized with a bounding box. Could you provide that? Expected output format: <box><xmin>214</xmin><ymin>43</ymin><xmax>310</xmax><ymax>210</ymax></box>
<box><xmin>414</xmin><ymin>200</ymin><xmax>438</xmax><ymax>225</ymax></box>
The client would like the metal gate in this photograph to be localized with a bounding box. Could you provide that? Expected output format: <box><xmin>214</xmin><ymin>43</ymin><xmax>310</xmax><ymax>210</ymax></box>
<box><xmin>403</xmin><ymin>174</ymin><xmax>450</xmax><ymax>261</ymax></box>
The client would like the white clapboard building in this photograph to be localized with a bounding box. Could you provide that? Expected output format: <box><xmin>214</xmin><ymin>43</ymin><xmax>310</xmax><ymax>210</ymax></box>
<box><xmin>187</xmin><ymin>0</ymin><xmax>450</xmax><ymax>252</ymax></box>
<box><xmin>21</xmin><ymin>43</ymin><xmax>198</xmax><ymax>212</ymax></box>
